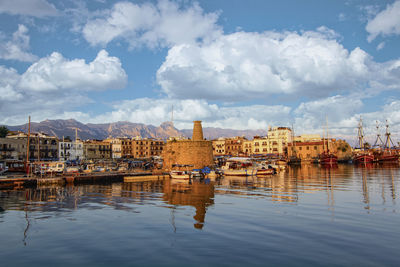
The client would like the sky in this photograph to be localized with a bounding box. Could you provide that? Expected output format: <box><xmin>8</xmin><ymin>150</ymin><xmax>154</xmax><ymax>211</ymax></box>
<box><xmin>0</xmin><ymin>0</ymin><xmax>400</xmax><ymax>144</ymax></box>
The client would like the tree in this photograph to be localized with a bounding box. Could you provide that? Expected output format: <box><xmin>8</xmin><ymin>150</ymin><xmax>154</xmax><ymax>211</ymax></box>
<box><xmin>0</xmin><ymin>126</ymin><xmax>9</xmax><ymax>138</ymax></box>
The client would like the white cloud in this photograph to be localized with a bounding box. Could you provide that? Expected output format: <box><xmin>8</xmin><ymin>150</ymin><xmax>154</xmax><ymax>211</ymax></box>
<box><xmin>0</xmin><ymin>0</ymin><xmax>58</xmax><ymax>17</ymax></box>
<box><xmin>157</xmin><ymin>30</ymin><xmax>371</xmax><ymax>101</ymax></box>
<box><xmin>294</xmin><ymin>95</ymin><xmax>364</xmax><ymax>131</ymax></box>
<box><xmin>82</xmin><ymin>0</ymin><xmax>221</xmax><ymax>48</ymax></box>
<box><xmin>0</xmin><ymin>66</ymin><xmax>22</xmax><ymax>101</ymax></box>
<box><xmin>0</xmin><ymin>50</ymin><xmax>127</xmax><ymax>125</ymax></box>
<box><xmin>366</xmin><ymin>1</ymin><xmax>400</xmax><ymax>42</ymax></box>
<box><xmin>19</xmin><ymin>50</ymin><xmax>127</xmax><ymax>92</ymax></box>
<box><xmin>377</xmin><ymin>41</ymin><xmax>385</xmax><ymax>50</ymax></box>
<box><xmin>0</xmin><ymin>24</ymin><xmax>38</xmax><ymax>62</ymax></box>
<box><xmin>78</xmin><ymin>98</ymin><xmax>291</xmax><ymax>131</ymax></box>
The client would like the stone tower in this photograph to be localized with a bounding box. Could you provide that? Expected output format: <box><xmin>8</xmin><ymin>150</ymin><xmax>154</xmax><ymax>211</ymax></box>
<box><xmin>162</xmin><ymin>121</ymin><xmax>214</xmax><ymax>171</ymax></box>
<box><xmin>192</xmin><ymin>121</ymin><xmax>204</xmax><ymax>141</ymax></box>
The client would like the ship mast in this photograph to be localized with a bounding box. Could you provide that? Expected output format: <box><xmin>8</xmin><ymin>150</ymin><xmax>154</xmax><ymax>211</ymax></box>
<box><xmin>326</xmin><ymin>116</ymin><xmax>329</xmax><ymax>153</ymax></box>
<box><xmin>373</xmin><ymin>121</ymin><xmax>384</xmax><ymax>149</ymax></box>
<box><xmin>26</xmin><ymin>116</ymin><xmax>30</xmax><ymax>175</ymax></box>
<box><xmin>357</xmin><ymin>117</ymin><xmax>364</xmax><ymax>150</ymax></box>
<box><xmin>384</xmin><ymin>120</ymin><xmax>396</xmax><ymax>151</ymax></box>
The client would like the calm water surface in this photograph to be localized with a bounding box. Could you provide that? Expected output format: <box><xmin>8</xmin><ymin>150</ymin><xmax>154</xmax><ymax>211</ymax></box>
<box><xmin>1</xmin><ymin>164</ymin><xmax>400</xmax><ymax>266</ymax></box>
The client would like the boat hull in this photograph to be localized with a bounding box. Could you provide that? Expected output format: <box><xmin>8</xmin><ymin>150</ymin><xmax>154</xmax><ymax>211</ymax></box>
<box><xmin>354</xmin><ymin>153</ymin><xmax>374</xmax><ymax>164</ymax></box>
<box><xmin>223</xmin><ymin>169</ymin><xmax>256</xmax><ymax>176</ymax></box>
<box><xmin>256</xmin><ymin>169</ymin><xmax>275</xmax><ymax>176</ymax></box>
<box><xmin>320</xmin><ymin>153</ymin><xmax>338</xmax><ymax>165</ymax></box>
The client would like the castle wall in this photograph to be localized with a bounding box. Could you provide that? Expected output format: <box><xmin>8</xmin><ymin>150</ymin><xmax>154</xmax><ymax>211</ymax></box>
<box><xmin>162</xmin><ymin>140</ymin><xmax>214</xmax><ymax>170</ymax></box>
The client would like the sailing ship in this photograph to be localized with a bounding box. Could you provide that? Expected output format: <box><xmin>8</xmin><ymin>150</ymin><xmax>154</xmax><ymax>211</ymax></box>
<box><xmin>353</xmin><ymin>117</ymin><xmax>374</xmax><ymax>164</ymax></box>
<box><xmin>375</xmin><ymin>121</ymin><xmax>399</xmax><ymax>163</ymax></box>
<box><xmin>320</xmin><ymin>117</ymin><xmax>338</xmax><ymax>165</ymax></box>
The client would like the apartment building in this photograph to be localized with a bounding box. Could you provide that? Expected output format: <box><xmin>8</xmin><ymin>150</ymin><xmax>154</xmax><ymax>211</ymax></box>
<box><xmin>0</xmin><ymin>138</ymin><xmax>26</xmax><ymax>160</ymax></box>
<box><xmin>83</xmin><ymin>140</ymin><xmax>112</xmax><ymax>160</ymax></box>
<box><xmin>212</xmin><ymin>138</ymin><xmax>226</xmax><ymax>156</ymax></box>
<box><xmin>7</xmin><ymin>132</ymin><xmax>58</xmax><ymax>161</ymax></box>
<box><xmin>59</xmin><ymin>139</ymin><xmax>84</xmax><ymax>161</ymax></box>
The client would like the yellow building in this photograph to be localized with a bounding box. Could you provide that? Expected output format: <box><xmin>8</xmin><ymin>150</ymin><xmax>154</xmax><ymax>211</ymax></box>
<box><xmin>212</xmin><ymin>138</ymin><xmax>226</xmax><ymax>156</ymax></box>
<box><xmin>131</xmin><ymin>137</ymin><xmax>164</xmax><ymax>159</ymax></box>
<box><xmin>225</xmin><ymin>136</ymin><xmax>247</xmax><ymax>156</ymax></box>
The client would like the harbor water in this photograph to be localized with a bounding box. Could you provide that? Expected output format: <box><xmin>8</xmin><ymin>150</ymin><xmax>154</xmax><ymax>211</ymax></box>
<box><xmin>1</xmin><ymin>164</ymin><xmax>399</xmax><ymax>266</ymax></box>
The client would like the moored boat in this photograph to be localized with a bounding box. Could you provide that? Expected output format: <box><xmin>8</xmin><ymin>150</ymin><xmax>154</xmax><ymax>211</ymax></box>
<box><xmin>353</xmin><ymin>117</ymin><xmax>374</xmax><ymax>164</ymax></box>
<box><xmin>354</xmin><ymin>153</ymin><xmax>374</xmax><ymax>164</ymax></box>
<box><xmin>320</xmin><ymin>152</ymin><xmax>338</xmax><ymax>165</ymax></box>
<box><xmin>221</xmin><ymin>158</ymin><xmax>256</xmax><ymax>176</ymax></box>
<box><xmin>169</xmin><ymin>170</ymin><xmax>192</xmax><ymax>180</ymax></box>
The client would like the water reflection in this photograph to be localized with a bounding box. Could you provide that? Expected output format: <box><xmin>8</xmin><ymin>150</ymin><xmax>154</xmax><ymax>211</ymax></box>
<box><xmin>163</xmin><ymin>179</ymin><xmax>214</xmax><ymax>229</ymax></box>
<box><xmin>0</xmin><ymin>164</ymin><xmax>398</xmax><ymax>227</ymax></box>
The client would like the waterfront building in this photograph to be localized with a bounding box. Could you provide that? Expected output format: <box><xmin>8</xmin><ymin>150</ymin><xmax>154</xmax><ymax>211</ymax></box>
<box><xmin>0</xmin><ymin>138</ymin><xmax>26</xmax><ymax>160</ymax></box>
<box><xmin>243</xmin><ymin>139</ymin><xmax>252</xmax><ymax>156</ymax></box>
<box><xmin>162</xmin><ymin>121</ymin><xmax>214</xmax><ymax>170</ymax></box>
<box><xmin>131</xmin><ymin>137</ymin><xmax>164</xmax><ymax>159</ymax></box>
<box><xmin>287</xmin><ymin>138</ymin><xmax>351</xmax><ymax>161</ymax></box>
<box><xmin>59</xmin><ymin>139</ymin><xmax>84</xmax><ymax>161</ymax></box>
<box><xmin>212</xmin><ymin>138</ymin><xmax>226</xmax><ymax>156</ymax></box>
<box><xmin>104</xmin><ymin>137</ymin><xmax>126</xmax><ymax>159</ymax></box>
<box><xmin>225</xmin><ymin>136</ymin><xmax>247</xmax><ymax>156</ymax></box>
<box><xmin>252</xmin><ymin>136</ymin><xmax>269</xmax><ymax>155</ymax></box>
<box><xmin>267</xmin><ymin>126</ymin><xmax>292</xmax><ymax>155</ymax></box>
<box><xmin>7</xmin><ymin>132</ymin><xmax>58</xmax><ymax>161</ymax></box>
<box><xmin>288</xmin><ymin>140</ymin><xmax>325</xmax><ymax>162</ymax></box>
<box><xmin>83</xmin><ymin>140</ymin><xmax>112</xmax><ymax>160</ymax></box>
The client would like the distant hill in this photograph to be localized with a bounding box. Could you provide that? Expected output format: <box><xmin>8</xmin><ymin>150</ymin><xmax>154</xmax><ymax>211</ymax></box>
<box><xmin>4</xmin><ymin>119</ymin><xmax>268</xmax><ymax>140</ymax></box>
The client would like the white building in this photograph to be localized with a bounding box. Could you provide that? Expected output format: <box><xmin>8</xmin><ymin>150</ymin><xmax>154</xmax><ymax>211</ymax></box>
<box><xmin>59</xmin><ymin>139</ymin><xmax>84</xmax><ymax>161</ymax></box>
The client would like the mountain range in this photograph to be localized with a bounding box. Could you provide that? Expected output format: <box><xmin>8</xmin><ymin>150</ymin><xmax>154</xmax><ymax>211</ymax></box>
<box><xmin>4</xmin><ymin>119</ymin><xmax>268</xmax><ymax>140</ymax></box>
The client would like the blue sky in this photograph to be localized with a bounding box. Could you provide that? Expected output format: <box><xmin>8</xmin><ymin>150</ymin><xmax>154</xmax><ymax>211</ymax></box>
<box><xmin>0</xmin><ymin>0</ymin><xmax>400</xmax><ymax>142</ymax></box>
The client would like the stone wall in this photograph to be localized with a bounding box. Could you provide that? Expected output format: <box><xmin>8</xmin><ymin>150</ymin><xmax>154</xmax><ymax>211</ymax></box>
<box><xmin>162</xmin><ymin>140</ymin><xmax>214</xmax><ymax>171</ymax></box>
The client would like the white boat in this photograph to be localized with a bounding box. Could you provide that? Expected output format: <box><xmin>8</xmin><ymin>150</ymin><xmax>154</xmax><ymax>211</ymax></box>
<box><xmin>170</xmin><ymin>170</ymin><xmax>192</xmax><ymax>180</ymax></box>
<box><xmin>255</xmin><ymin>161</ymin><xmax>278</xmax><ymax>176</ymax></box>
<box><xmin>221</xmin><ymin>158</ymin><xmax>256</xmax><ymax>176</ymax></box>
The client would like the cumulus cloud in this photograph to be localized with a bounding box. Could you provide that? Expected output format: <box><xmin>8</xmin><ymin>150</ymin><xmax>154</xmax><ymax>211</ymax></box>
<box><xmin>0</xmin><ymin>50</ymin><xmax>127</xmax><ymax>125</ymax></box>
<box><xmin>294</xmin><ymin>95</ymin><xmax>364</xmax><ymax>131</ymax></box>
<box><xmin>82</xmin><ymin>0</ymin><xmax>221</xmax><ymax>48</ymax></box>
<box><xmin>80</xmin><ymin>98</ymin><xmax>292</xmax><ymax>130</ymax></box>
<box><xmin>157</xmin><ymin>30</ymin><xmax>371</xmax><ymax>101</ymax></box>
<box><xmin>366</xmin><ymin>1</ymin><xmax>400</xmax><ymax>42</ymax></box>
<box><xmin>0</xmin><ymin>0</ymin><xmax>58</xmax><ymax>17</ymax></box>
<box><xmin>19</xmin><ymin>50</ymin><xmax>127</xmax><ymax>92</ymax></box>
<box><xmin>0</xmin><ymin>66</ymin><xmax>22</xmax><ymax>101</ymax></box>
<box><xmin>0</xmin><ymin>24</ymin><xmax>38</xmax><ymax>62</ymax></box>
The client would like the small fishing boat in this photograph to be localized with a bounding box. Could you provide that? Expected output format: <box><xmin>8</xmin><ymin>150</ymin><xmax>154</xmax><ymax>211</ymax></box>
<box><xmin>221</xmin><ymin>158</ymin><xmax>256</xmax><ymax>176</ymax></box>
<box><xmin>170</xmin><ymin>170</ymin><xmax>192</xmax><ymax>180</ymax></box>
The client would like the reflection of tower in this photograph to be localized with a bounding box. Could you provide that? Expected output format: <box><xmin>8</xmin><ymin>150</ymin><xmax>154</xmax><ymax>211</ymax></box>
<box><xmin>163</xmin><ymin>179</ymin><xmax>214</xmax><ymax>230</ymax></box>
<box><xmin>192</xmin><ymin>121</ymin><xmax>204</xmax><ymax>141</ymax></box>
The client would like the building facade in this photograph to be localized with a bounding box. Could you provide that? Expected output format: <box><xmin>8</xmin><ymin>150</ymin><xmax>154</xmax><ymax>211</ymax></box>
<box><xmin>83</xmin><ymin>140</ymin><xmax>112</xmax><ymax>160</ymax></box>
<box><xmin>7</xmin><ymin>132</ymin><xmax>58</xmax><ymax>161</ymax></box>
<box><xmin>0</xmin><ymin>138</ymin><xmax>26</xmax><ymax>160</ymax></box>
<box><xmin>59</xmin><ymin>140</ymin><xmax>84</xmax><ymax>161</ymax></box>
<box><xmin>212</xmin><ymin>139</ymin><xmax>226</xmax><ymax>156</ymax></box>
